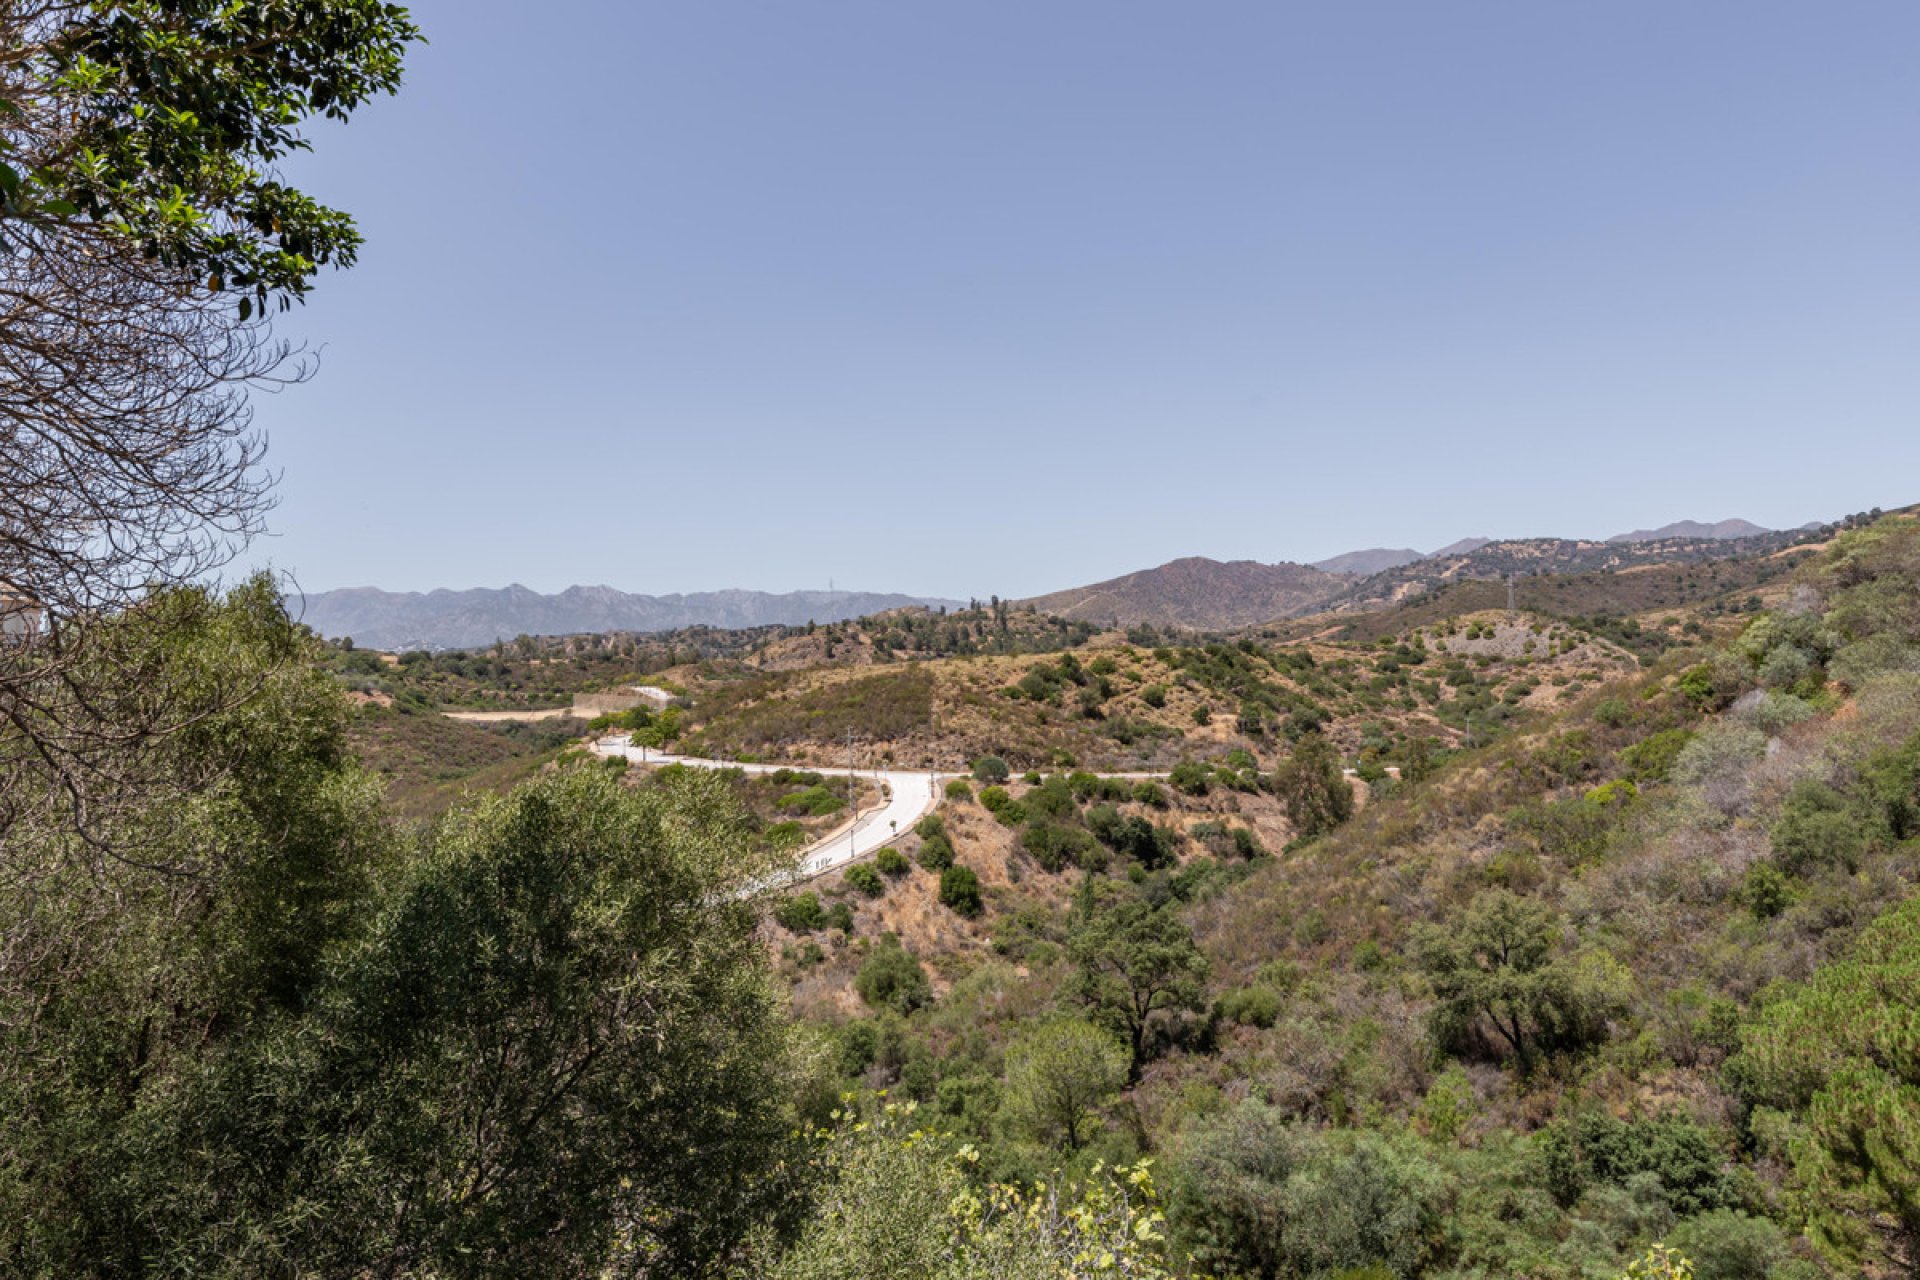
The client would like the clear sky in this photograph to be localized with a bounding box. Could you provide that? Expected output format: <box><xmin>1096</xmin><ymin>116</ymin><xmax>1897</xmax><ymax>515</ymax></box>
<box><xmin>253</xmin><ymin>1</ymin><xmax>1920</xmax><ymax>601</ymax></box>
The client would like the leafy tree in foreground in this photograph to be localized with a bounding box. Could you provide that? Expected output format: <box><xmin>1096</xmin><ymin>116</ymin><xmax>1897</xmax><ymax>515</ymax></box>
<box><xmin>0</xmin><ymin>588</ymin><xmax>811</xmax><ymax>1275</ymax></box>
<box><xmin>768</xmin><ymin>1102</ymin><xmax>1176</xmax><ymax>1280</ymax></box>
<box><xmin>1</xmin><ymin>0</ymin><xmax>421</xmax><ymax>850</ymax></box>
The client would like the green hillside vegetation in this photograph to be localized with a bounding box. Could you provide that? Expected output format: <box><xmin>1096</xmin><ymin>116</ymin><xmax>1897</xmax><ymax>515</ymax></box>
<box><xmin>754</xmin><ymin>514</ymin><xmax>1920</xmax><ymax>1279</ymax></box>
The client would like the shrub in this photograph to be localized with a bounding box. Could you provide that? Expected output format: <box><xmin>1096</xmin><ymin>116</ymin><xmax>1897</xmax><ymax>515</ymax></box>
<box><xmin>1770</xmin><ymin>780</ymin><xmax>1869</xmax><ymax>875</ymax></box>
<box><xmin>1217</xmin><ymin>985</ymin><xmax>1283</xmax><ymax>1029</ymax></box>
<box><xmin>938</xmin><ymin>865</ymin><xmax>983</xmax><ymax>917</ymax></box>
<box><xmin>1542</xmin><ymin>1111</ymin><xmax>1733</xmax><ymax>1215</ymax></box>
<box><xmin>1169</xmin><ymin>760</ymin><xmax>1211</xmax><ymax>796</ymax></box>
<box><xmin>943</xmin><ymin>778</ymin><xmax>972</xmax><ymax>801</ymax></box>
<box><xmin>1668</xmin><ymin>1210</ymin><xmax>1799</xmax><ymax>1280</ymax></box>
<box><xmin>1620</xmin><ymin>728</ymin><xmax>1694</xmax><ymax>784</ymax></box>
<box><xmin>875</xmin><ymin>848</ymin><xmax>910</xmax><ymax>877</ymax></box>
<box><xmin>853</xmin><ymin>934</ymin><xmax>931</xmax><ymax>1013</ymax></box>
<box><xmin>778</xmin><ymin>784</ymin><xmax>846</xmax><ymax>817</ymax></box>
<box><xmin>845</xmin><ymin>864</ymin><xmax>884</xmax><ymax>897</ymax></box>
<box><xmin>915</xmin><ymin>813</ymin><xmax>946</xmax><ymax>841</ymax></box>
<box><xmin>773</xmin><ymin>892</ymin><xmax>827</xmax><ymax>933</ymax></box>
<box><xmin>916</xmin><ymin>834</ymin><xmax>955</xmax><ymax>872</ymax></box>
<box><xmin>1131</xmin><ymin>780</ymin><xmax>1168</xmax><ymax>808</ymax></box>
<box><xmin>972</xmin><ymin>756</ymin><xmax>1010</xmax><ymax>784</ymax></box>
<box><xmin>824</xmin><ymin>900</ymin><xmax>855</xmax><ymax>933</ymax></box>
<box><xmin>1141</xmin><ymin>684</ymin><xmax>1168</xmax><ymax>708</ymax></box>
<box><xmin>1020</xmin><ymin>822</ymin><xmax>1099</xmax><ymax>873</ymax></box>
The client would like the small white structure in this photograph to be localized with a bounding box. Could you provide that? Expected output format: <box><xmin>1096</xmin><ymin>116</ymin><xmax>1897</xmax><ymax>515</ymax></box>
<box><xmin>0</xmin><ymin>587</ymin><xmax>43</xmax><ymax>641</ymax></box>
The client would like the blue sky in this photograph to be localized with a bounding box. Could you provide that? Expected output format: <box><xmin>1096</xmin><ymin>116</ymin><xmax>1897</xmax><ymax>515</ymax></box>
<box><xmin>254</xmin><ymin>1</ymin><xmax>1920</xmax><ymax>600</ymax></box>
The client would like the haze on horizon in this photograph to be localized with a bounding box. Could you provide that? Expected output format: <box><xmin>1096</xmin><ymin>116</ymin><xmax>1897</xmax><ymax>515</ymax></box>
<box><xmin>256</xmin><ymin>1</ymin><xmax>1920</xmax><ymax>601</ymax></box>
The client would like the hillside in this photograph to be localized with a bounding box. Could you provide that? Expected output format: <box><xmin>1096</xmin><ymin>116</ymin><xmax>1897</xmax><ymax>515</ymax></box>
<box><xmin>749</xmin><ymin>512</ymin><xmax>1920</xmax><ymax>1280</ymax></box>
<box><xmin>293</xmin><ymin>582</ymin><xmax>962</xmax><ymax>650</ymax></box>
<box><xmin>1319</xmin><ymin>528</ymin><xmax>1817</xmax><ymax>615</ymax></box>
<box><xmin>1018</xmin><ymin>556</ymin><xmax>1347</xmax><ymax>629</ymax></box>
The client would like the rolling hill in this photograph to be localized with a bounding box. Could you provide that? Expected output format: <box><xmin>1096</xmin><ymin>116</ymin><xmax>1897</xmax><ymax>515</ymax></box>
<box><xmin>1016</xmin><ymin>557</ymin><xmax>1347</xmax><ymax>629</ymax></box>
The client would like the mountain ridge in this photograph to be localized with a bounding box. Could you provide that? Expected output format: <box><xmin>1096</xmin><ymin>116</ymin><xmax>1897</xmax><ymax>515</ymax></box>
<box><xmin>293</xmin><ymin>584</ymin><xmax>963</xmax><ymax>651</ymax></box>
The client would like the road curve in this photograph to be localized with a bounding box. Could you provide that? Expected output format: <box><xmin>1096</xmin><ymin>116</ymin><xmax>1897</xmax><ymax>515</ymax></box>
<box><xmin>589</xmin><ymin>736</ymin><xmax>944</xmax><ymax>884</ymax></box>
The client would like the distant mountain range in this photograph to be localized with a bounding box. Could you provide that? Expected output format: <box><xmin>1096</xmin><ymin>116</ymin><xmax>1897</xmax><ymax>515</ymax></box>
<box><xmin>1308</xmin><ymin>547</ymin><xmax>1424</xmax><ymax>576</ymax></box>
<box><xmin>1017</xmin><ymin>519</ymin><xmax>1809</xmax><ymax>632</ymax></box>
<box><xmin>309</xmin><ymin>517</ymin><xmax>1809</xmax><ymax>649</ymax></box>
<box><xmin>1605</xmin><ymin>518</ymin><xmax>1770</xmax><ymax>543</ymax></box>
<box><xmin>293</xmin><ymin>585</ymin><xmax>962</xmax><ymax>651</ymax></box>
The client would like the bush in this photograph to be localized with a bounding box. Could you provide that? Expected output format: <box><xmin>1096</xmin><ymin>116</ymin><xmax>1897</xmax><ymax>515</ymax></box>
<box><xmin>939</xmin><ymin>865</ymin><xmax>983</xmax><ymax>918</ymax></box>
<box><xmin>972</xmin><ymin>756</ymin><xmax>1010</xmax><ymax>784</ymax></box>
<box><xmin>1770</xmin><ymin>780</ymin><xmax>1869</xmax><ymax>875</ymax></box>
<box><xmin>845</xmin><ymin>864</ymin><xmax>884</xmax><ymax>897</ymax></box>
<box><xmin>916</xmin><ymin>833</ymin><xmax>955</xmax><ymax>871</ymax></box>
<box><xmin>773</xmin><ymin>892</ymin><xmax>827</xmax><ymax>933</ymax></box>
<box><xmin>778</xmin><ymin>784</ymin><xmax>846</xmax><ymax>817</ymax></box>
<box><xmin>943</xmin><ymin>778</ymin><xmax>971</xmax><ymax>801</ymax></box>
<box><xmin>1131</xmin><ymin>780</ymin><xmax>1168</xmax><ymax>808</ymax></box>
<box><xmin>1218</xmin><ymin>985</ymin><xmax>1283</xmax><ymax>1029</ymax></box>
<box><xmin>915</xmin><ymin>813</ymin><xmax>946</xmax><ymax>841</ymax></box>
<box><xmin>1169</xmin><ymin>760</ymin><xmax>1210</xmax><ymax>797</ymax></box>
<box><xmin>1020</xmin><ymin>821</ymin><xmax>1099</xmax><ymax>873</ymax></box>
<box><xmin>1668</xmin><ymin>1210</ymin><xmax>1800</xmax><ymax>1280</ymax></box>
<box><xmin>1542</xmin><ymin>1111</ymin><xmax>1733</xmax><ymax>1215</ymax></box>
<box><xmin>854</xmin><ymin>934</ymin><xmax>931</xmax><ymax>1013</ymax></box>
<box><xmin>1620</xmin><ymin>728</ymin><xmax>1694</xmax><ymax>784</ymax></box>
<box><xmin>875</xmin><ymin>848</ymin><xmax>909</xmax><ymax>877</ymax></box>
<box><xmin>1141</xmin><ymin>683</ymin><xmax>1168</xmax><ymax>709</ymax></box>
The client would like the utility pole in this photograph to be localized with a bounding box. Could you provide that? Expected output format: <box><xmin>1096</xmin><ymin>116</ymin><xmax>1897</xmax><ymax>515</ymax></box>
<box><xmin>848</xmin><ymin>729</ymin><xmax>857</xmax><ymax>859</ymax></box>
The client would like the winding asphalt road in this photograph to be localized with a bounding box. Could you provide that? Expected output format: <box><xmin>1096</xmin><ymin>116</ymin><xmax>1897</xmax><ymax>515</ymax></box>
<box><xmin>590</xmin><ymin>735</ymin><xmax>942</xmax><ymax>883</ymax></box>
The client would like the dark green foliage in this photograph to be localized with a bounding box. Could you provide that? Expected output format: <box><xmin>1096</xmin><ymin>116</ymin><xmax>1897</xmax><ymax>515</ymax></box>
<box><xmin>916</xmin><ymin>833</ymin><xmax>956</xmax><ymax>871</ymax></box>
<box><xmin>1069</xmin><ymin>882</ymin><xmax>1209</xmax><ymax>1075</ymax></box>
<box><xmin>1273</xmin><ymin>732</ymin><xmax>1354</xmax><ymax>840</ymax></box>
<box><xmin>939</xmin><ymin>865</ymin><xmax>984</xmax><ymax>918</ymax></box>
<box><xmin>0</xmin><ymin>604</ymin><xmax>808</xmax><ymax>1280</ymax></box>
<box><xmin>845</xmin><ymin>863</ymin><xmax>885</xmax><ymax>897</ymax></box>
<box><xmin>779</xmin><ymin>784</ymin><xmax>847</xmax><ymax>817</ymax></box>
<box><xmin>1669</xmin><ymin>1210</ymin><xmax>1803</xmax><ymax>1280</ymax></box>
<box><xmin>1769</xmin><ymin>780</ymin><xmax>1869</xmax><ymax>875</ymax></box>
<box><xmin>1132</xmin><ymin>780</ymin><xmax>1169</xmax><ymax>808</ymax></box>
<box><xmin>1019</xmin><ymin>821</ymin><xmax>1101</xmax><ymax>873</ymax></box>
<box><xmin>875</xmin><ymin>848</ymin><xmax>910</xmax><ymax>877</ymax></box>
<box><xmin>1726</xmin><ymin>891</ymin><xmax>1920</xmax><ymax>1272</ymax></box>
<box><xmin>1620</xmin><ymin>727</ymin><xmax>1695</xmax><ymax>784</ymax></box>
<box><xmin>1415</xmin><ymin>890</ymin><xmax>1626</xmax><ymax>1073</ymax></box>
<box><xmin>1169</xmin><ymin>760</ymin><xmax>1211</xmax><ymax>796</ymax></box>
<box><xmin>973</xmin><ymin>755</ymin><xmax>1011</xmax><ymax>784</ymax></box>
<box><xmin>853</xmin><ymin>935</ymin><xmax>932</xmax><ymax>1013</ymax></box>
<box><xmin>1167</xmin><ymin>1101</ymin><xmax>1445</xmax><ymax>1280</ymax></box>
<box><xmin>775</xmin><ymin>891</ymin><xmax>828</xmax><ymax>932</ymax></box>
<box><xmin>1543</xmin><ymin>1111</ymin><xmax>1734</xmax><ymax>1215</ymax></box>
<box><xmin>10</xmin><ymin>2</ymin><xmax>423</xmax><ymax>300</ymax></box>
